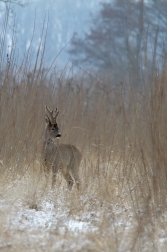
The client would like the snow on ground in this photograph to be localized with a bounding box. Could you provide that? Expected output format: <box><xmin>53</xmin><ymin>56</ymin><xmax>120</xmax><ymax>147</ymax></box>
<box><xmin>0</xmin><ymin>185</ymin><xmax>167</xmax><ymax>251</ymax></box>
<box><xmin>0</xmin><ymin>191</ymin><xmax>102</xmax><ymax>251</ymax></box>
<box><xmin>9</xmin><ymin>199</ymin><xmax>94</xmax><ymax>233</ymax></box>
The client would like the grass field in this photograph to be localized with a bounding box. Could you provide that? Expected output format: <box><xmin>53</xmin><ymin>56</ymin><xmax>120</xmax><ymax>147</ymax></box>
<box><xmin>0</xmin><ymin>64</ymin><xmax>167</xmax><ymax>251</ymax></box>
<box><xmin>0</xmin><ymin>9</ymin><xmax>166</xmax><ymax>250</ymax></box>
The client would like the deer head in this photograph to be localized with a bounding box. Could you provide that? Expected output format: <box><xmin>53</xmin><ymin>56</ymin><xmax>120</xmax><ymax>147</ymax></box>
<box><xmin>45</xmin><ymin>106</ymin><xmax>62</xmax><ymax>138</ymax></box>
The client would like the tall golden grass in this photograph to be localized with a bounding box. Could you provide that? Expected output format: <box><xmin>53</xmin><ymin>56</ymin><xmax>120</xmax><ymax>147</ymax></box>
<box><xmin>0</xmin><ymin>65</ymin><xmax>167</xmax><ymax>250</ymax></box>
<box><xmin>0</xmin><ymin>13</ymin><xmax>167</xmax><ymax>252</ymax></box>
<box><xmin>0</xmin><ymin>63</ymin><xmax>166</xmax><ymax>204</ymax></box>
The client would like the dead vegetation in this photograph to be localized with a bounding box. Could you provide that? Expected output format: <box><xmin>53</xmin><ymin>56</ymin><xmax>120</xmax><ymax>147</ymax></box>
<box><xmin>0</xmin><ymin>64</ymin><xmax>166</xmax><ymax>251</ymax></box>
<box><xmin>0</xmin><ymin>10</ymin><xmax>167</xmax><ymax>252</ymax></box>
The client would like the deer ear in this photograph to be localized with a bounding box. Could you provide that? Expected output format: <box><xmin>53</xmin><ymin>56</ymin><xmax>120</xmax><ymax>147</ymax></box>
<box><xmin>45</xmin><ymin>115</ymin><xmax>50</xmax><ymax>123</ymax></box>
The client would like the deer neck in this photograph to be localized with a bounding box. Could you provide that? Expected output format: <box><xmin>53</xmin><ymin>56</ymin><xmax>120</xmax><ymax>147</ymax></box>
<box><xmin>43</xmin><ymin>127</ymin><xmax>61</xmax><ymax>155</ymax></box>
<box><xmin>43</xmin><ymin>128</ymin><xmax>53</xmax><ymax>153</ymax></box>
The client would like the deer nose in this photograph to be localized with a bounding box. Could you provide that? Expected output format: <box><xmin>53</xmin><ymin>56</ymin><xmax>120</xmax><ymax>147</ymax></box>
<box><xmin>56</xmin><ymin>133</ymin><xmax>62</xmax><ymax>138</ymax></box>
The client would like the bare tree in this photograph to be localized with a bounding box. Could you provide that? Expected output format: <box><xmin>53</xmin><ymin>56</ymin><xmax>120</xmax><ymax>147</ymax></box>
<box><xmin>0</xmin><ymin>0</ymin><xmax>28</xmax><ymax>6</ymax></box>
<box><xmin>0</xmin><ymin>0</ymin><xmax>29</xmax><ymax>15</ymax></box>
<box><xmin>69</xmin><ymin>0</ymin><xmax>167</xmax><ymax>83</ymax></box>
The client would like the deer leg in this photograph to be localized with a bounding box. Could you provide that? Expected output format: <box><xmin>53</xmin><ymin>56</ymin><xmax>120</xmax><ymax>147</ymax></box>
<box><xmin>69</xmin><ymin>170</ymin><xmax>80</xmax><ymax>190</ymax></box>
<box><xmin>61</xmin><ymin>171</ymin><xmax>74</xmax><ymax>190</ymax></box>
<box><xmin>52</xmin><ymin>165</ymin><xmax>59</xmax><ymax>189</ymax></box>
<box><xmin>52</xmin><ymin>172</ymin><xmax>57</xmax><ymax>189</ymax></box>
<box><xmin>43</xmin><ymin>160</ymin><xmax>50</xmax><ymax>178</ymax></box>
<box><xmin>68</xmin><ymin>159</ymin><xmax>80</xmax><ymax>190</ymax></box>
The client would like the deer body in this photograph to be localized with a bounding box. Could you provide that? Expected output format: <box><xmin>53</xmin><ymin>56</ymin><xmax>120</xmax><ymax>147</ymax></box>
<box><xmin>43</xmin><ymin>106</ymin><xmax>81</xmax><ymax>190</ymax></box>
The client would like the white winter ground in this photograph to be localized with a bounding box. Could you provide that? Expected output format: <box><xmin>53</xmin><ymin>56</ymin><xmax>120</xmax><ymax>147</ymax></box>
<box><xmin>0</xmin><ymin>192</ymin><xmax>100</xmax><ymax>251</ymax></box>
<box><xmin>0</xmin><ymin>176</ymin><xmax>167</xmax><ymax>251</ymax></box>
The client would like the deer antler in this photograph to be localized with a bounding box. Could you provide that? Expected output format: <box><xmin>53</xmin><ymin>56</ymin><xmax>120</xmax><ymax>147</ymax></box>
<box><xmin>45</xmin><ymin>105</ymin><xmax>59</xmax><ymax>124</ymax></box>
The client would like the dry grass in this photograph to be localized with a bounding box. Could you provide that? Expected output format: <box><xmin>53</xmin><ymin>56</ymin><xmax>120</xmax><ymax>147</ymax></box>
<box><xmin>0</xmin><ymin>67</ymin><xmax>166</xmax><ymax>251</ymax></box>
<box><xmin>0</xmin><ymin>13</ymin><xmax>167</xmax><ymax>252</ymax></box>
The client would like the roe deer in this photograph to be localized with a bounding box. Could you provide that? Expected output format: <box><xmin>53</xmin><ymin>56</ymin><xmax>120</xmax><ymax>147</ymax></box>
<box><xmin>43</xmin><ymin>106</ymin><xmax>81</xmax><ymax>190</ymax></box>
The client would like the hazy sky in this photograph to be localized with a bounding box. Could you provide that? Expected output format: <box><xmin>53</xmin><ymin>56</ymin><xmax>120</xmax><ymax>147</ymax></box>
<box><xmin>12</xmin><ymin>0</ymin><xmax>108</xmax><ymax>67</ymax></box>
<box><xmin>0</xmin><ymin>0</ymin><xmax>111</xmax><ymax>69</ymax></box>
